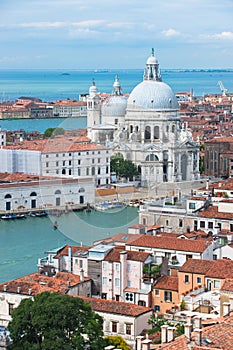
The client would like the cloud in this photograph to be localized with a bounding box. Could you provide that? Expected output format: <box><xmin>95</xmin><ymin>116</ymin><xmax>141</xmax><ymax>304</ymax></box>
<box><xmin>161</xmin><ymin>28</ymin><xmax>182</xmax><ymax>37</ymax></box>
<box><xmin>19</xmin><ymin>22</ymin><xmax>66</xmax><ymax>29</ymax></box>
<box><xmin>213</xmin><ymin>31</ymin><xmax>233</xmax><ymax>40</ymax></box>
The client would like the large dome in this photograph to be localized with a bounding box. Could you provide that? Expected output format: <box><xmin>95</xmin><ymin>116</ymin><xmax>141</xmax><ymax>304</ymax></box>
<box><xmin>127</xmin><ymin>80</ymin><xmax>178</xmax><ymax>111</ymax></box>
<box><xmin>102</xmin><ymin>95</ymin><xmax>128</xmax><ymax>116</ymax></box>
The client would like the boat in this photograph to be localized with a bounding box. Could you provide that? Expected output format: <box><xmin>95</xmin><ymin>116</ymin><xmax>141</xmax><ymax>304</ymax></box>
<box><xmin>53</xmin><ymin>221</ymin><xmax>58</xmax><ymax>229</ymax></box>
<box><xmin>1</xmin><ymin>213</ymin><xmax>26</xmax><ymax>220</ymax></box>
<box><xmin>28</xmin><ymin>211</ymin><xmax>48</xmax><ymax>217</ymax></box>
<box><xmin>94</xmin><ymin>201</ymin><xmax>125</xmax><ymax>211</ymax></box>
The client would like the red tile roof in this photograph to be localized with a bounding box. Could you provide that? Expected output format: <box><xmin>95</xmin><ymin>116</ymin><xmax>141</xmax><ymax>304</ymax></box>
<box><xmin>0</xmin><ymin>272</ymin><xmax>90</xmax><ymax>296</ymax></box>
<box><xmin>199</xmin><ymin>206</ymin><xmax>233</xmax><ymax>219</ymax></box>
<box><xmin>179</xmin><ymin>259</ymin><xmax>214</xmax><ymax>274</ymax></box>
<box><xmin>220</xmin><ymin>278</ymin><xmax>233</xmax><ymax>292</ymax></box>
<box><xmin>154</xmin><ymin>276</ymin><xmax>178</xmax><ymax>292</ymax></box>
<box><xmin>78</xmin><ymin>296</ymin><xmax>152</xmax><ymax>317</ymax></box>
<box><xmin>128</xmin><ymin>236</ymin><xmax>210</xmax><ymax>253</ymax></box>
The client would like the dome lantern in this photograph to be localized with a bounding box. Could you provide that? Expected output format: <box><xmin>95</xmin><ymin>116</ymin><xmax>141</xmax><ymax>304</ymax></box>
<box><xmin>143</xmin><ymin>48</ymin><xmax>162</xmax><ymax>82</ymax></box>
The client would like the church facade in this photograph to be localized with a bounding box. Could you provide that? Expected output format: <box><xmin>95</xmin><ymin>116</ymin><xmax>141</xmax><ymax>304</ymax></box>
<box><xmin>87</xmin><ymin>49</ymin><xmax>200</xmax><ymax>186</ymax></box>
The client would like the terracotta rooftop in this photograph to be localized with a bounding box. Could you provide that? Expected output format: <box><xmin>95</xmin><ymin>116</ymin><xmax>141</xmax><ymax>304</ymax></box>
<box><xmin>128</xmin><ymin>235</ymin><xmax>210</xmax><ymax>253</ymax></box>
<box><xmin>54</xmin><ymin>245</ymin><xmax>90</xmax><ymax>259</ymax></box>
<box><xmin>104</xmin><ymin>247</ymin><xmax>151</xmax><ymax>263</ymax></box>
<box><xmin>3</xmin><ymin>136</ymin><xmax>106</xmax><ymax>153</ymax></box>
<box><xmin>179</xmin><ymin>259</ymin><xmax>214</xmax><ymax>274</ymax></box>
<box><xmin>205</xmin><ymin>259</ymin><xmax>233</xmax><ymax>279</ymax></box>
<box><xmin>154</xmin><ymin>276</ymin><xmax>178</xmax><ymax>292</ymax></box>
<box><xmin>154</xmin><ymin>313</ymin><xmax>233</xmax><ymax>349</ymax></box>
<box><xmin>220</xmin><ymin>278</ymin><xmax>233</xmax><ymax>292</ymax></box>
<box><xmin>199</xmin><ymin>206</ymin><xmax>233</xmax><ymax>219</ymax></box>
<box><xmin>0</xmin><ymin>272</ymin><xmax>90</xmax><ymax>296</ymax></box>
<box><xmin>78</xmin><ymin>296</ymin><xmax>152</xmax><ymax>317</ymax></box>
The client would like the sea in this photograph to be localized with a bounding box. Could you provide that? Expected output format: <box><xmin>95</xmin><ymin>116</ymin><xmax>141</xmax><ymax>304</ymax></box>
<box><xmin>0</xmin><ymin>68</ymin><xmax>233</xmax><ymax>283</ymax></box>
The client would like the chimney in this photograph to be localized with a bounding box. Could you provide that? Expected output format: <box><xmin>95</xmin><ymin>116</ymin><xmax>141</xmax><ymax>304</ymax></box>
<box><xmin>193</xmin><ymin>329</ymin><xmax>202</xmax><ymax>346</ymax></box>
<box><xmin>184</xmin><ymin>323</ymin><xmax>192</xmax><ymax>340</ymax></box>
<box><xmin>167</xmin><ymin>326</ymin><xmax>175</xmax><ymax>342</ymax></box>
<box><xmin>17</xmin><ymin>286</ymin><xmax>21</xmax><ymax>294</ymax></box>
<box><xmin>193</xmin><ymin>316</ymin><xmax>202</xmax><ymax>329</ymax></box>
<box><xmin>28</xmin><ymin>288</ymin><xmax>32</xmax><ymax>295</ymax></box>
<box><xmin>68</xmin><ymin>247</ymin><xmax>72</xmax><ymax>273</ymax></box>
<box><xmin>206</xmin><ymin>179</ymin><xmax>209</xmax><ymax>190</ymax></box>
<box><xmin>142</xmin><ymin>338</ymin><xmax>152</xmax><ymax>350</ymax></box>
<box><xmin>80</xmin><ymin>269</ymin><xmax>84</xmax><ymax>282</ymax></box>
<box><xmin>223</xmin><ymin>302</ymin><xmax>230</xmax><ymax>316</ymax></box>
<box><xmin>229</xmin><ymin>296</ymin><xmax>233</xmax><ymax>311</ymax></box>
<box><xmin>161</xmin><ymin>325</ymin><xmax>169</xmax><ymax>343</ymax></box>
<box><xmin>3</xmin><ymin>285</ymin><xmax>7</xmax><ymax>292</ymax></box>
<box><xmin>136</xmin><ymin>336</ymin><xmax>144</xmax><ymax>350</ymax></box>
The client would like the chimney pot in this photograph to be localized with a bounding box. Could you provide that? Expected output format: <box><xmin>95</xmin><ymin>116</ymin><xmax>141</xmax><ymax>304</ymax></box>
<box><xmin>17</xmin><ymin>286</ymin><xmax>21</xmax><ymax>294</ymax></box>
<box><xmin>167</xmin><ymin>326</ymin><xmax>176</xmax><ymax>342</ymax></box>
<box><xmin>161</xmin><ymin>325</ymin><xmax>169</xmax><ymax>343</ymax></box>
<box><xmin>223</xmin><ymin>302</ymin><xmax>230</xmax><ymax>316</ymax></box>
<box><xmin>3</xmin><ymin>285</ymin><xmax>7</xmax><ymax>292</ymax></box>
<box><xmin>184</xmin><ymin>323</ymin><xmax>192</xmax><ymax>340</ymax></box>
<box><xmin>194</xmin><ymin>328</ymin><xmax>202</xmax><ymax>346</ymax></box>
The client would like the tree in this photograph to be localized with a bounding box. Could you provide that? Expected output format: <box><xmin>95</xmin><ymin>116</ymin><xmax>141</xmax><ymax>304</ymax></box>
<box><xmin>104</xmin><ymin>335</ymin><xmax>131</xmax><ymax>350</ymax></box>
<box><xmin>43</xmin><ymin>127</ymin><xmax>65</xmax><ymax>138</ymax></box>
<box><xmin>7</xmin><ymin>292</ymin><xmax>104</xmax><ymax>350</ymax></box>
<box><xmin>110</xmin><ymin>156</ymin><xmax>139</xmax><ymax>180</ymax></box>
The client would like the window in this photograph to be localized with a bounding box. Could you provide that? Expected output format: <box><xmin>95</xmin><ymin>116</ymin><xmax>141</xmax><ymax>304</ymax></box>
<box><xmin>112</xmin><ymin>322</ymin><xmax>117</xmax><ymax>333</ymax></box>
<box><xmin>127</xmin><ymin>280</ymin><xmax>131</xmax><ymax>288</ymax></box>
<box><xmin>102</xmin><ymin>277</ymin><xmax>107</xmax><ymax>285</ymax></box>
<box><xmin>79</xmin><ymin>260</ymin><xmax>83</xmax><ymax>268</ymax></box>
<box><xmin>103</xmin><ymin>262</ymin><xmax>107</xmax><ymax>270</ymax></box>
<box><xmin>230</xmin><ymin>224</ymin><xmax>233</xmax><ymax>232</ymax></box>
<box><xmin>200</xmin><ymin>221</ymin><xmax>205</xmax><ymax>228</ymax></box>
<box><xmin>78</xmin><ymin>160</ymin><xmax>81</xmax><ymax>165</ymax></box>
<box><xmin>46</xmin><ymin>162</ymin><xmax>49</xmax><ymax>167</ymax></box>
<box><xmin>46</xmin><ymin>154</ymin><xmax>49</xmax><ymax>158</ymax></box>
<box><xmin>115</xmin><ymin>263</ymin><xmax>120</xmax><ymax>271</ymax></box>
<box><xmin>179</xmin><ymin>219</ymin><xmax>183</xmax><ymax>227</ymax></box>
<box><xmin>56</xmin><ymin>154</ymin><xmax>59</xmax><ymax>157</ymax></box>
<box><xmin>208</xmin><ymin>222</ymin><xmax>214</xmax><ymax>229</ymax></box>
<box><xmin>164</xmin><ymin>291</ymin><xmax>172</xmax><ymax>302</ymax></box>
<box><xmin>154</xmin><ymin>305</ymin><xmax>160</xmax><ymax>312</ymax></box>
<box><xmin>115</xmin><ymin>278</ymin><xmax>120</xmax><ymax>287</ymax></box>
<box><xmin>8</xmin><ymin>303</ymin><xmax>14</xmax><ymax>315</ymax></box>
<box><xmin>98</xmin><ymin>158</ymin><xmax>100</xmax><ymax>163</ymax></box>
<box><xmin>127</xmin><ymin>263</ymin><xmax>131</xmax><ymax>272</ymax></box>
<box><xmin>5</xmin><ymin>194</ymin><xmax>12</xmax><ymax>199</ymax></box>
<box><xmin>189</xmin><ymin>202</ymin><xmax>196</xmax><ymax>209</ymax></box>
<box><xmin>86</xmin><ymin>168</ymin><xmax>89</xmax><ymax>176</ymax></box>
<box><xmin>154</xmin><ymin>289</ymin><xmax>160</xmax><ymax>296</ymax></box>
<box><xmin>56</xmin><ymin>161</ymin><xmax>59</xmax><ymax>167</ymax></box>
<box><xmin>30</xmin><ymin>192</ymin><xmax>37</xmax><ymax>197</ymax></box>
<box><xmin>69</xmin><ymin>160</ymin><xmax>71</xmax><ymax>166</ymax></box>
<box><xmin>101</xmin><ymin>293</ymin><xmax>107</xmax><ymax>299</ymax></box>
<box><xmin>115</xmin><ymin>295</ymin><xmax>120</xmax><ymax>301</ymax></box>
<box><xmin>197</xmin><ymin>277</ymin><xmax>201</xmax><ymax>284</ymax></box>
<box><xmin>214</xmin><ymin>280</ymin><xmax>220</xmax><ymax>288</ymax></box>
<box><xmin>125</xmin><ymin>292</ymin><xmax>134</xmax><ymax>302</ymax></box>
<box><xmin>125</xmin><ymin>324</ymin><xmax>132</xmax><ymax>335</ymax></box>
<box><xmin>185</xmin><ymin>275</ymin><xmax>189</xmax><ymax>283</ymax></box>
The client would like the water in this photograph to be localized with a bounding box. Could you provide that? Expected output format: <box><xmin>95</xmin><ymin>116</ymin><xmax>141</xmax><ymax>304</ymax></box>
<box><xmin>0</xmin><ymin>69</ymin><xmax>233</xmax><ymax>103</ymax></box>
<box><xmin>0</xmin><ymin>207</ymin><xmax>138</xmax><ymax>283</ymax></box>
<box><xmin>0</xmin><ymin>68</ymin><xmax>233</xmax><ymax>283</ymax></box>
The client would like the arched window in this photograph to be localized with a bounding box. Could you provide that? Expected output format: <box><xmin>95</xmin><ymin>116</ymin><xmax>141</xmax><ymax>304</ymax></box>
<box><xmin>145</xmin><ymin>154</ymin><xmax>159</xmax><ymax>161</ymax></box>
<box><xmin>172</xmin><ymin>125</ymin><xmax>175</xmax><ymax>133</ymax></box>
<box><xmin>30</xmin><ymin>192</ymin><xmax>37</xmax><ymax>197</ymax></box>
<box><xmin>130</xmin><ymin>125</ymin><xmax>133</xmax><ymax>133</ymax></box>
<box><xmin>154</xmin><ymin>126</ymin><xmax>159</xmax><ymax>139</ymax></box>
<box><xmin>145</xmin><ymin>126</ymin><xmax>151</xmax><ymax>140</ymax></box>
<box><xmin>4</xmin><ymin>194</ymin><xmax>12</xmax><ymax>199</ymax></box>
<box><xmin>55</xmin><ymin>190</ymin><xmax>61</xmax><ymax>195</ymax></box>
<box><xmin>62</xmin><ymin>169</ymin><xmax>66</xmax><ymax>175</ymax></box>
<box><xmin>92</xmin><ymin>167</ymin><xmax>95</xmax><ymax>175</ymax></box>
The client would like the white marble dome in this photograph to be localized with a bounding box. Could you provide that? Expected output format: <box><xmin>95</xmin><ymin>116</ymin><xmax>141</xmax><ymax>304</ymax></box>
<box><xmin>127</xmin><ymin>80</ymin><xmax>178</xmax><ymax>111</ymax></box>
<box><xmin>102</xmin><ymin>95</ymin><xmax>128</xmax><ymax>116</ymax></box>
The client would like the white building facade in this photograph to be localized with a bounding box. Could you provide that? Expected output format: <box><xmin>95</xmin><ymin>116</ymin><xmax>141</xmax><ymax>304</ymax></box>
<box><xmin>87</xmin><ymin>49</ymin><xmax>200</xmax><ymax>186</ymax></box>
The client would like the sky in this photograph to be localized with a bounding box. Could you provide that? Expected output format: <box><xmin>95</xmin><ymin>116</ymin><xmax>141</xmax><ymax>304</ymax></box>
<box><xmin>0</xmin><ymin>0</ymin><xmax>233</xmax><ymax>69</ymax></box>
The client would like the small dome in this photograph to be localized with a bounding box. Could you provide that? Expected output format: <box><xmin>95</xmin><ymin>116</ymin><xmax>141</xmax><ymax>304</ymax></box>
<box><xmin>127</xmin><ymin>80</ymin><xmax>178</xmax><ymax>111</ymax></box>
<box><xmin>89</xmin><ymin>81</ymin><xmax>98</xmax><ymax>95</ymax></box>
<box><xmin>146</xmin><ymin>55</ymin><xmax>158</xmax><ymax>65</ymax></box>
<box><xmin>102</xmin><ymin>95</ymin><xmax>128</xmax><ymax>116</ymax></box>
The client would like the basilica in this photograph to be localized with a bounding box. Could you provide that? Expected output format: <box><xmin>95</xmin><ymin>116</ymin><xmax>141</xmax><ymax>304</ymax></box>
<box><xmin>87</xmin><ymin>49</ymin><xmax>200</xmax><ymax>186</ymax></box>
